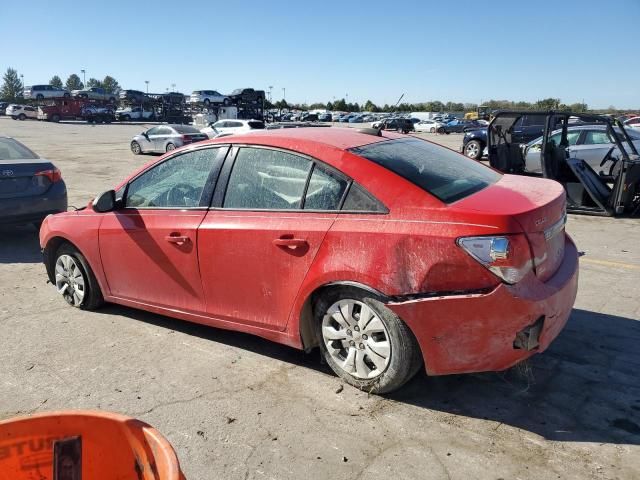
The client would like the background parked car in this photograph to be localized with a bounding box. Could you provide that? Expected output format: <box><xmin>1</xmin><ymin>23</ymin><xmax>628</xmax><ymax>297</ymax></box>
<box><xmin>318</xmin><ymin>113</ymin><xmax>332</xmax><ymax>121</ymax></box>
<box><xmin>0</xmin><ymin>101</ymin><xmax>8</xmax><ymax>115</ymax></box>
<box><xmin>623</xmin><ymin>116</ymin><xmax>640</xmax><ymax>130</ymax></box>
<box><xmin>523</xmin><ymin>125</ymin><xmax>640</xmax><ymax>175</ymax></box>
<box><xmin>119</xmin><ymin>90</ymin><xmax>147</xmax><ymax>103</ymax></box>
<box><xmin>201</xmin><ymin>119</ymin><xmax>265</xmax><ymax>138</ymax></box>
<box><xmin>372</xmin><ymin>118</ymin><xmax>415</xmax><ymax>133</ymax></box>
<box><xmin>441</xmin><ymin>119</ymin><xmax>485</xmax><ymax>134</ymax></box>
<box><xmin>23</xmin><ymin>85</ymin><xmax>70</xmax><ymax>100</ymax></box>
<box><xmin>227</xmin><ymin>88</ymin><xmax>263</xmax><ymax>103</ymax></box>
<box><xmin>6</xmin><ymin>104</ymin><xmax>37</xmax><ymax>120</ymax></box>
<box><xmin>116</xmin><ymin>106</ymin><xmax>155</xmax><ymax>121</ymax></box>
<box><xmin>190</xmin><ymin>90</ymin><xmax>229</xmax><ymax>106</ymax></box>
<box><xmin>0</xmin><ymin>136</ymin><xmax>67</xmax><ymax>227</ymax></box>
<box><xmin>130</xmin><ymin>125</ymin><xmax>209</xmax><ymax>154</ymax></box>
<box><xmin>414</xmin><ymin>119</ymin><xmax>443</xmax><ymax>133</ymax></box>
<box><xmin>71</xmin><ymin>87</ymin><xmax>117</xmax><ymax>102</ymax></box>
<box><xmin>461</xmin><ymin>128</ymin><xmax>487</xmax><ymax>160</ymax></box>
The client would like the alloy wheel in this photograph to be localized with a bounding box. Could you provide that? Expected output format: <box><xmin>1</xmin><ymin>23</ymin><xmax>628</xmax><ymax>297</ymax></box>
<box><xmin>322</xmin><ymin>300</ymin><xmax>391</xmax><ymax>379</ymax></box>
<box><xmin>465</xmin><ymin>142</ymin><xmax>480</xmax><ymax>158</ymax></box>
<box><xmin>55</xmin><ymin>254</ymin><xmax>85</xmax><ymax>306</ymax></box>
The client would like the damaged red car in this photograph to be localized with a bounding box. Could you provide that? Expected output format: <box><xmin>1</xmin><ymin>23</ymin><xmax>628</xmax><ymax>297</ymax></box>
<box><xmin>40</xmin><ymin>128</ymin><xmax>579</xmax><ymax>393</ymax></box>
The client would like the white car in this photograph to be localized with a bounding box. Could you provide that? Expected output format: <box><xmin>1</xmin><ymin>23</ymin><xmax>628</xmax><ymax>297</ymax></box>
<box><xmin>24</xmin><ymin>84</ymin><xmax>70</xmax><ymax>99</ymax></box>
<box><xmin>201</xmin><ymin>119</ymin><xmax>265</xmax><ymax>138</ymax></box>
<box><xmin>116</xmin><ymin>106</ymin><xmax>155</xmax><ymax>121</ymax></box>
<box><xmin>6</xmin><ymin>104</ymin><xmax>38</xmax><ymax>120</ymax></box>
<box><xmin>623</xmin><ymin>117</ymin><xmax>640</xmax><ymax>129</ymax></box>
<box><xmin>414</xmin><ymin>119</ymin><xmax>444</xmax><ymax>133</ymax></box>
<box><xmin>190</xmin><ymin>90</ymin><xmax>230</xmax><ymax>106</ymax></box>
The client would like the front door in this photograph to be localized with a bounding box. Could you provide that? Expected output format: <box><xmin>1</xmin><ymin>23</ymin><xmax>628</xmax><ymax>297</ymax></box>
<box><xmin>99</xmin><ymin>146</ymin><xmax>225</xmax><ymax>312</ymax></box>
<box><xmin>198</xmin><ymin>146</ymin><xmax>349</xmax><ymax>330</ymax></box>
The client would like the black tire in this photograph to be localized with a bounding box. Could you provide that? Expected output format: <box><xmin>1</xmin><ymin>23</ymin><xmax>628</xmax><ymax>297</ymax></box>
<box><xmin>131</xmin><ymin>141</ymin><xmax>142</xmax><ymax>155</ymax></box>
<box><xmin>122</xmin><ymin>115</ymin><xmax>130</xmax><ymax>122</ymax></box>
<box><xmin>165</xmin><ymin>143</ymin><xmax>175</xmax><ymax>152</ymax></box>
<box><xmin>36</xmin><ymin>94</ymin><xmax>44</xmax><ymax>100</ymax></box>
<box><xmin>437</xmin><ymin>127</ymin><xmax>445</xmax><ymax>134</ymax></box>
<box><xmin>464</xmin><ymin>140</ymin><xmax>483</xmax><ymax>160</ymax></box>
<box><xmin>315</xmin><ymin>287</ymin><xmax>422</xmax><ymax>394</ymax></box>
<box><xmin>18</xmin><ymin>113</ymin><xmax>26</xmax><ymax>121</ymax></box>
<box><xmin>203</xmin><ymin>98</ymin><xmax>210</xmax><ymax>106</ymax></box>
<box><xmin>51</xmin><ymin>114</ymin><xmax>60</xmax><ymax>123</ymax></box>
<box><xmin>223</xmin><ymin>98</ymin><xmax>230</xmax><ymax>106</ymax></box>
<box><xmin>54</xmin><ymin>243</ymin><xmax>104</xmax><ymax>310</ymax></box>
<box><xmin>63</xmin><ymin>92</ymin><xmax>70</xmax><ymax>98</ymax></box>
<box><xmin>109</xmin><ymin>97</ymin><xmax>116</xmax><ymax>103</ymax></box>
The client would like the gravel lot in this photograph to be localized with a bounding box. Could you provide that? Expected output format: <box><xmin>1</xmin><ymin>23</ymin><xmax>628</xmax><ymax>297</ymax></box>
<box><xmin>1</xmin><ymin>117</ymin><xmax>639</xmax><ymax>479</ymax></box>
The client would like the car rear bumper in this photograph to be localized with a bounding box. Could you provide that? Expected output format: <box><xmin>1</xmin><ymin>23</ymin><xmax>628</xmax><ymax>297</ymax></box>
<box><xmin>0</xmin><ymin>182</ymin><xmax>67</xmax><ymax>225</ymax></box>
<box><xmin>387</xmin><ymin>234</ymin><xmax>579</xmax><ymax>376</ymax></box>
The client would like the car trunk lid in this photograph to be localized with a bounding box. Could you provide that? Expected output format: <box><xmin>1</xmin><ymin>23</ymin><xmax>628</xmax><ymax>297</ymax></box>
<box><xmin>453</xmin><ymin>174</ymin><xmax>567</xmax><ymax>282</ymax></box>
<box><xmin>0</xmin><ymin>160</ymin><xmax>57</xmax><ymax>199</ymax></box>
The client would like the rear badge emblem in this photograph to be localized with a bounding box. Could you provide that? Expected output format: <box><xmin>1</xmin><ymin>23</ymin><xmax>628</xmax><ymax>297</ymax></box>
<box><xmin>535</xmin><ymin>217</ymin><xmax>547</xmax><ymax>226</ymax></box>
<box><xmin>1</xmin><ymin>169</ymin><xmax>14</xmax><ymax>177</ymax></box>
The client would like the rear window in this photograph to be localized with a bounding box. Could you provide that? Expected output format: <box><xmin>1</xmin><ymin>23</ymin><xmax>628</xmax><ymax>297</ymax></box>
<box><xmin>248</xmin><ymin>121</ymin><xmax>265</xmax><ymax>129</ymax></box>
<box><xmin>173</xmin><ymin>125</ymin><xmax>200</xmax><ymax>134</ymax></box>
<box><xmin>350</xmin><ymin>137</ymin><xmax>500</xmax><ymax>203</ymax></box>
<box><xmin>0</xmin><ymin>138</ymin><xmax>39</xmax><ymax>160</ymax></box>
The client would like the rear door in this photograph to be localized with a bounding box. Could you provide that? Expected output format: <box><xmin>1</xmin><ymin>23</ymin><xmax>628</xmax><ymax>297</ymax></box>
<box><xmin>569</xmin><ymin>129</ymin><xmax>615</xmax><ymax>170</ymax></box>
<box><xmin>198</xmin><ymin>146</ymin><xmax>349</xmax><ymax>330</ymax></box>
<box><xmin>99</xmin><ymin>146</ymin><xmax>226</xmax><ymax>311</ymax></box>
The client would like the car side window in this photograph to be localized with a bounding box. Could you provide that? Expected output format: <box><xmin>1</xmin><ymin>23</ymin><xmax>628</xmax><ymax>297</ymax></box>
<box><xmin>584</xmin><ymin>131</ymin><xmax>611</xmax><ymax>145</ymax></box>
<box><xmin>342</xmin><ymin>184</ymin><xmax>387</xmax><ymax>212</ymax></box>
<box><xmin>146</xmin><ymin>127</ymin><xmax>160</xmax><ymax>135</ymax></box>
<box><xmin>303</xmin><ymin>166</ymin><xmax>348</xmax><ymax>210</ymax></box>
<box><xmin>126</xmin><ymin>148</ymin><xmax>221</xmax><ymax>208</ymax></box>
<box><xmin>223</xmin><ymin>147</ymin><xmax>312</xmax><ymax>210</ymax></box>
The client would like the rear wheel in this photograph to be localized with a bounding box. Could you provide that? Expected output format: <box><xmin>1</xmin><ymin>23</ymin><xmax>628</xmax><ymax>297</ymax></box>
<box><xmin>437</xmin><ymin>127</ymin><xmax>444</xmax><ymax>134</ymax></box>
<box><xmin>131</xmin><ymin>141</ymin><xmax>142</xmax><ymax>155</ymax></box>
<box><xmin>315</xmin><ymin>288</ymin><xmax>422</xmax><ymax>394</ymax></box>
<box><xmin>203</xmin><ymin>99</ymin><xmax>210</xmax><ymax>106</ymax></box>
<box><xmin>36</xmin><ymin>94</ymin><xmax>44</xmax><ymax>100</ymax></box>
<box><xmin>165</xmin><ymin>143</ymin><xmax>176</xmax><ymax>152</ymax></box>
<box><xmin>51</xmin><ymin>114</ymin><xmax>60</xmax><ymax>123</ymax></box>
<box><xmin>54</xmin><ymin>243</ymin><xmax>104</xmax><ymax>310</ymax></box>
<box><xmin>18</xmin><ymin>113</ymin><xmax>26</xmax><ymax>121</ymax></box>
<box><xmin>122</xmin><ymin>115</ymin><xmax>131</xmax><ymax>122</ymax></box>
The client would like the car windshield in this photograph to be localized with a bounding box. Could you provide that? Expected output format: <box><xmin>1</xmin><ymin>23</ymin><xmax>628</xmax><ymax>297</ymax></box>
<box><xmin>351</xmin><ymin>137</ymin><xmax>500</xmax><ymax>203</ymax></box>
<box><xmin>173</xmin><ymin>125</ymin><xmax>201</xmax><ymax>134</ymax></box>
<box><xmin>0</xmin><ymin>138</ymin><xmax>39</xmax><ymax>160</ymax></box>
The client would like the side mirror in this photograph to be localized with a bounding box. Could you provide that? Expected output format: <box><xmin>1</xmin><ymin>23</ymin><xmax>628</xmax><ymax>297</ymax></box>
<box><xmin>93</xmin><ymin>190</ymin><xmax>117</xmax><ymax>213</ymax></box>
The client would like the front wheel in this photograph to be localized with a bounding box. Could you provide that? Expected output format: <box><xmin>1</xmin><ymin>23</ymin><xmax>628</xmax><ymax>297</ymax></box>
<box><xmin>131</xmin><ymin>140</ymin><xmax>142</xmax><ymax>155</ymax></box>
<box><xmin>18</xmin><ymin>113</ymin><xmax>26</xmax><ymax>121</ymax></box>
<box><xmin>464</xmin><ymin>140</ymin><xmax>483</xmax><ymax>160</ymax></box>
<box><xmin>54</xmin><ymin>243</ymin><xmax>104</xmax><ymax>310</ymax></box>
<box><xmin>315</xmin><ymin>288</ymin><xmax>422</xmax><ymax>394</ymax></box>
<box><xmin>165</xmin><ymin>143</ymin><xmax>176</xmax><ymax>152</ymax></box>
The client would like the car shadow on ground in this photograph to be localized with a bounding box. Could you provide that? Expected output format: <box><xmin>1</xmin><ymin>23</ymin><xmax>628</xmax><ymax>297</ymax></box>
<box><xmin>101</xmin><ymin>305</ymin><xmax>640</xmax><ymax>446</ymax></box>
<box><xmin>0</xmin><ymin>225</ymin><xmax>42</xmax><ymax>263</ymax></box>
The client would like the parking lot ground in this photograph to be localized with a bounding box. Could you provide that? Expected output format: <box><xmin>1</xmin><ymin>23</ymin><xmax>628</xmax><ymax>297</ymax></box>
<box><xmin>1</xmin><ymin>117</ymin><xmax>639</xmax><ymax>479</ymax></box>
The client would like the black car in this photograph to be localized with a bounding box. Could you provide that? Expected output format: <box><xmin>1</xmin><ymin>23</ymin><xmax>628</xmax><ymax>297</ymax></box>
<box><xmin>0</xmin><ymin>101</ymin><xmax>8</xmax><ymax>115</ymax></box>
<box><xmin>119</xmin><ymin>89</ymin><xmax>147</xmax><ymax>103</ymax></box>
<box><xmin>378</xmin><ymin>118</ymin><xmax>415</xmax><ymax>134</ymax></box>
<box><xmin>442</xmin><ymin>119</ymin><xmax>485</xmax><ymax>134</ymax></box>
<box><xmin>461</xmin><ymin>114</ymin><xmax>548</xmax><ymax>160</ymax></box>
<box><xmin>228</xmin><ymin>88</ymin><xmax>265</xmax><ymax>103</ymax></box>
<box><xmin>0</xmin><ymin>136</ymin><xmax>67</xmax><ymax>227</ymax></box>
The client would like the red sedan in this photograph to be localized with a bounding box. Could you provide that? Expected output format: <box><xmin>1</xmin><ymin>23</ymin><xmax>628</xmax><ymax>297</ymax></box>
<box><xmin>40</xmin><ymin>128</ymin><xmax>578</xmax><ymax>393</ymax></box>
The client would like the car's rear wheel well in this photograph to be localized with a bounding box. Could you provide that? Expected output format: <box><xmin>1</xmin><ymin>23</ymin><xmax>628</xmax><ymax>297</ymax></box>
<box><xmin>298</xmin><ymin>283</ymin><xmax>389</xmax><ymax>351</ymax></box>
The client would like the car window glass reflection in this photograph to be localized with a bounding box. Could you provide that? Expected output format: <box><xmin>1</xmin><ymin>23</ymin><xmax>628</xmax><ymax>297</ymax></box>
<box><xmin>126</xmin><ymin>149</ymin><xmax>218</xmax><ymax>208</ymax></box>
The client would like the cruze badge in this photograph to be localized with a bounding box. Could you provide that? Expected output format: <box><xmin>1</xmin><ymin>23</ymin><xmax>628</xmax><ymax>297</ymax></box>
<box><xmin>1</xmin><ymin>169</ymin><xmax>14</xmax><ymax>177</ymax></box>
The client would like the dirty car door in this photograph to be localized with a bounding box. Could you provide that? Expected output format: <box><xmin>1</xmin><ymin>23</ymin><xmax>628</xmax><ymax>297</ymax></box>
<box><xmin>99</xmin><ymin>147</ymin><xmax>225</xmax><ymax>312</ymax></box>
<box><xmin>198</xmin><ymin>146</ymin><xmax>347</xmax><ymax>330</ymax></box>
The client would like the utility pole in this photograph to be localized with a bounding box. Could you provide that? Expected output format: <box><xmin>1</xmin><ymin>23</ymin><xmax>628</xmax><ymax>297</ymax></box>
<box><xmin>145</xmin><ymin>80</ymin><xmax>149</xmax><ymax>93</ymax></box>
<box><xmin>268</xmin><ymin>86</ymin><xmax>273</xmax><ymax>102</ymax></box>
<box><xmin>171</xmin><ymin>83</ymin><xmax>176</xmax><ymax>92</ymax></box>
<box><xmin>282</xmin><ymin>87</ymin><xmax>286</xmax><ymax>102</ymax></box>
<box><xmin>81</xmin><ymin>69</ymin><xmax>86</xmax><ymax>86</ymax></box>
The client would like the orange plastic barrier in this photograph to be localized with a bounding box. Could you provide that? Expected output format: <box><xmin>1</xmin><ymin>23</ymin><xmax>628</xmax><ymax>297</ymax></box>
<box><xmin>0</xmin><ymin>410</ymin><xmax>185</xmax><ymax>479</ymax></box>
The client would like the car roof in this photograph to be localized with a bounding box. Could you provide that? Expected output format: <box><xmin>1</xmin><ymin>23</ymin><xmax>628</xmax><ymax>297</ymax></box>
<box><xmin>208</xmin><ymin>126</ymin><xmax>394</xmax><ymax>150</ymax></box>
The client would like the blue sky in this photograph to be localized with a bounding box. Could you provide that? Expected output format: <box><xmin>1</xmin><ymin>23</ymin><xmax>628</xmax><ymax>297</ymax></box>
<box><xmin>1</xmin><ymin>0</ymin><xmax>638</xmax><ymax>109</ymax></box>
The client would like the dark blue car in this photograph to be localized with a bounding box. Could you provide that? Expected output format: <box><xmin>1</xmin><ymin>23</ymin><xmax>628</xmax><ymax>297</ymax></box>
<box><xmin>0</xmin><ymin>136</ymin><xmax>67</xmax><ymax>227</ymax></box>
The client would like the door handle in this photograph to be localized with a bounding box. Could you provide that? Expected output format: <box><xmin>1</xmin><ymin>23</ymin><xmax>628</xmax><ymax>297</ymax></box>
<box><xmin>273</xmin><ymin>237</ymin><xmax>308</xmax><ymax>249</ymax></box>
<box><xmin>165</xmin><ymin>233</ymin><xmax>190</xmax><ymax>245</ymax></box>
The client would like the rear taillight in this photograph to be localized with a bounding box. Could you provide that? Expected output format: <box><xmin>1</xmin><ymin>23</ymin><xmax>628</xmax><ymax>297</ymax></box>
<box><xmin>34</xmin><ymin>168</ymin><xmax>62</xmax><ymax>183</ymax></box>
<box><xmin>457</xmin><ymin>234</ymin><xmax>533</xmax><ymax>284</ymax></box>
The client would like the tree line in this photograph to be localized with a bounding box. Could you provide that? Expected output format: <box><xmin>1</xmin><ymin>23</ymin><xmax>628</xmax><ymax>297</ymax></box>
<box><xmin>0</xmin><ymin>67</ymin><xmax>120</xmax><ymax>102</ymax></box>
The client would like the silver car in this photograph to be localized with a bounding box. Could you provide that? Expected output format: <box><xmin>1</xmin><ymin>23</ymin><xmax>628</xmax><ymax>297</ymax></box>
<box><xmin>524</xmin><ymin>125</ymin><xmax>640</xmax><ymax>174</ymax></box>
<box><xmin>130</xmin><ymin>125</ymin><xmax>209</xmax><ymax>154</ymax></box>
